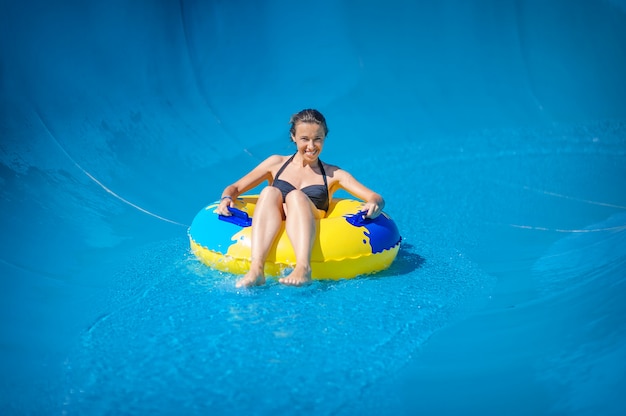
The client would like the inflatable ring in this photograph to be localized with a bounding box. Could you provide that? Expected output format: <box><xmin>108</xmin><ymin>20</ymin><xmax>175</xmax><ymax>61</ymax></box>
<box><xmin>188</xmin><ymin>195</ymin><xmax>402</xmax><ymax>280</ymax></box>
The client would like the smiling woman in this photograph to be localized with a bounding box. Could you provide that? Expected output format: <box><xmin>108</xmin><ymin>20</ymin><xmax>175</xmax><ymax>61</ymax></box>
<box><xmin>215</xmin><ymin>109</ymin><xmax>387</xmax><ymax>287</ymax></box>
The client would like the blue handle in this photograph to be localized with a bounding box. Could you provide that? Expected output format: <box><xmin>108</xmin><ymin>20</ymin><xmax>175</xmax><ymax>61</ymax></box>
<box><xmin>218</xmin><ymin>207</ymin><xmax>252</xmax><ymax>227</ymax></box>
<box><xmin>345</xmin><ymin>210</ymin><xmax>371</xmax><ymax>227</ymax></box>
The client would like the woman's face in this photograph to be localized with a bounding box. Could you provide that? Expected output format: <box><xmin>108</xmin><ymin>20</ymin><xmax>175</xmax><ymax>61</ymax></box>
<box><xmin>292</xmin><ymin>122</ymin><xmax>326</xmax><ymax>162</ymax></box>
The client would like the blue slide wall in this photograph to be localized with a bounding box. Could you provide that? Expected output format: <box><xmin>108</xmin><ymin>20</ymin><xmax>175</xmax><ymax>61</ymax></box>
<box><xmin>2</xmin><ymin>0</ymin><xmax>625</xmax><ymax>414</ymax></box>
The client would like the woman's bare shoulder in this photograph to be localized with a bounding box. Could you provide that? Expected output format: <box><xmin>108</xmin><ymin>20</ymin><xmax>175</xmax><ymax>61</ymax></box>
<box><xmin>321</xmin><ymin>161</ymin><xmax>346</xmax><ymax>177</ymax></box>
<box><xmin>320</xmin><ymin>160</ymin><xmax>341</xmax><ymax>171</ymax></box>
<box><xmin>257</xmin><ymin>154</ymin><xmax>291</xmax><ymax>175</ymax></box>
<box><xmin>261</xmin><ymin>154</ymin><xmax>289</xmax><ymax>167</ymax></box>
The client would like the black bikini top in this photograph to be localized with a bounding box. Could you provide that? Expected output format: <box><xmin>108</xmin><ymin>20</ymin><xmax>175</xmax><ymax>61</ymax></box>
<box><xmin>272</xmin><ymin>153</ymin><xmax>329</xmax><ymax>211</ymax></box>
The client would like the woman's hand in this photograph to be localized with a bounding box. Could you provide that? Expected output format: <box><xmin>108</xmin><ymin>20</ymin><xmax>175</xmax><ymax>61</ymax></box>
<box><xmin>362</xmin><ymin>196</ymin><xmax>385</xmax><ymax>219</ymax></box>
<box><xmin>216</xmin><ymin>196</ymin><xmax>234</xmax><ymax>216</ymax></box>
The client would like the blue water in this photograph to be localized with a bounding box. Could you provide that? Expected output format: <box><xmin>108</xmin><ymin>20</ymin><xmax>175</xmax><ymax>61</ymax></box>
<box><xmin>2</xmin><ymin>0</ymin><xmax>626</xmax><ymax>415</ymax></box>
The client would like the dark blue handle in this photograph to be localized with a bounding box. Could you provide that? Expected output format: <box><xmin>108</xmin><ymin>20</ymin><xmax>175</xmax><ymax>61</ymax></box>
<box><xmin>218</xmin><ymin>207</ymin><xmax>252</xmax><ymax>227</ymax></box>
<box><xmin>345</xmin><ymin>210</ymin><xmax>371</xmax><ymax>227</ymax></box>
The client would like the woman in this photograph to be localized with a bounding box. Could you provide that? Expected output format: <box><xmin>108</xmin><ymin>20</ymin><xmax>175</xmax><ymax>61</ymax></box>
<box><xmin>216</xmin><ymin>109</ymin><xmax>385</xmax><ymax>287</ymax></box>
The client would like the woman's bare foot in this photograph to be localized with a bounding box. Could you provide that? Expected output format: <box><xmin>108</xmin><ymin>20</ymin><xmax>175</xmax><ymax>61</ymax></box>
<box><xmin>236</xmin><ymin>266</ymin><xmax>265</xmax><ymax>288</ymax></box>
<box><xmin>278</xmin><ymin>265</ymin><xmax>312</xmax><ymax>286</ymax></box>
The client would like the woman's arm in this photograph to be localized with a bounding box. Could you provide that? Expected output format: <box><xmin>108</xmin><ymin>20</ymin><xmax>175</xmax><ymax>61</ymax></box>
<box><xmin>334</xmin><ymin>168</ymin><xmax>385</xmax><ymax>218</ymax></box>
<box><xmin>216</xmin><ymin>155</ymin><xmax>282</xmax><ymax>215</ymax></box>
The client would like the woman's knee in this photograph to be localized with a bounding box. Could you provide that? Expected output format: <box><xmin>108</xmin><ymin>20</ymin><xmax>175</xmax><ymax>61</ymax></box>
<box><xmin>259</xmin><ymin>186</ymin><xmax>283</xmax><ymax>203</ymax></box>
<box><xmin>284</xmin><ymin>189</ymin><xmax>309</xmax><ymax>206</ymax></box>
<box><xmin>285</xmin><ymin>191</ymin><xmax>318</xmax><ymax>218</ymax></box>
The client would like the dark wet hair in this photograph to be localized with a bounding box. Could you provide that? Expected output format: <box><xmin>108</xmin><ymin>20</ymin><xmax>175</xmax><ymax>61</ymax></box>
<box><xmin>289</xmin><ymin>109</ymin><xmax>329</xmax><ymax>137</ymax></box>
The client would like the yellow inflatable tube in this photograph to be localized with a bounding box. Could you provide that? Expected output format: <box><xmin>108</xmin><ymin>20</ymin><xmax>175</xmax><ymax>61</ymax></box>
<box><xmin>188</xmin><ymin>195</ymin><xmax>401</xmax><ymax>280</ymax></box>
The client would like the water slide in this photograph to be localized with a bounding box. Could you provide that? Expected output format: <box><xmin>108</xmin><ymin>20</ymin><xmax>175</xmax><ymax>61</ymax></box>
<box><xmin>2</xmin><ymin>0</ymin><xmax>625</xmax><ymax>414</ymax></box>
